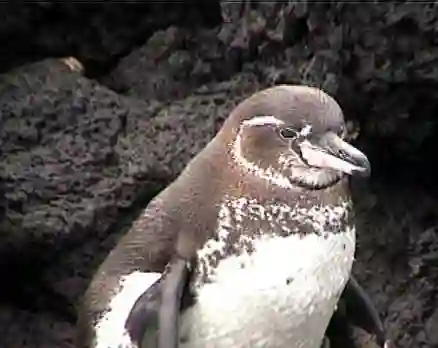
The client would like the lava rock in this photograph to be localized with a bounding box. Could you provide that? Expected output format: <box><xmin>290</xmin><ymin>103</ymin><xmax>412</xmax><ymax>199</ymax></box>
<box><xmin>2</xmin><ymin>2</ymin><xmax>438</xmax><ymax>348</ymax></box>
<box><xmin>0</xmin><ymin>1</ymin><xmax>222</xmax><ymax>75</ymax></box>
<box><xmin>0</xmin><ymin>56</ymin><xmax>262</xmax><ymax>346</ymax></box>
<box><xmin>103</xmin><ymin>21</ymin><xmax>261</xmax><ymax>101</ymax></box>
<box><xmin>0</xmin><ymin>60</ymin><xmax>260</xmax><ymax>271</ymax></box>
<box><xmin>0</xmin><ymin>57</ymin><xmax>164</xmax><ymax>258</ymax></box>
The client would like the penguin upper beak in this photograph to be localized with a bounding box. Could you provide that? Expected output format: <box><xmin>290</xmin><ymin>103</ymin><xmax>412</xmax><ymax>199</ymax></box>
<box><xmin>298</xmin><ymin>132</ymin><xmax>371</xmax><ymax>177</ymax></box>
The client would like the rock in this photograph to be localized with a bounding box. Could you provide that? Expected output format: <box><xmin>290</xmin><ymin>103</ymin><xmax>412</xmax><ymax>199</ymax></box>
<box><xmin>103</xmin><ymin>21</ymin><xmax>261</xmax><ymax>101</ymax></box>
<box><xmin>0</xmin><ymin>305</ymin><xmax>75</xmax><ymax>348</ymax></box>
<box><xmin>0</xmin><ymin>58</ymin><xmax>163</xmax><ymax>256</ymax></box>
<box><xmin>0</xmin><ymin>57</ymin><xmax>168</xmax><ymax>320</ymax></box>
<box><xmin>102</xmin><ymin>26</ymin><xmax>196</xmax><ymax>100</ymax></box>
<box><xmin>351</xmin><ymin>183</ymin><xmax>438</xmax><ymax>348</ymax></box>
<box><xmin>425</xmin><ymin>308</ymin><xmax>438</xmax><ymax>346</ymax></box>
<box><xmin>0</xmin><ymin>60</ymin><xmax>260</xmax><ymax>260</ymax></box>
<box><xmin>0</xmin><ymin>56</ymin><xmax>261</xmax><ymax>345</ymax></box>
<box><xmin>0</xmin><ymin>1</ymin><xmax>222</xmax><ymax>75</ymax></box>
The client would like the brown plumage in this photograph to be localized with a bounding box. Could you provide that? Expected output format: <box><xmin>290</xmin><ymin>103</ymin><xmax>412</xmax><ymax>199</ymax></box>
<box><xmin>75</xmin><ymin>85</ymin><xmax>374</xmax><ymax>348</ymax></box>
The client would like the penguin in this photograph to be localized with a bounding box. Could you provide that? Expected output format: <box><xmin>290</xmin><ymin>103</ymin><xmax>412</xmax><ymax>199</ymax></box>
<box><xmin>75</xmin><ymin>85</ymin><xmax>383</xmax><ymax>348</ymax></box>
<box><xmin>153</xmin><ymin>267</ymin><xmax>390</xmax><ymax>348</ymax></box>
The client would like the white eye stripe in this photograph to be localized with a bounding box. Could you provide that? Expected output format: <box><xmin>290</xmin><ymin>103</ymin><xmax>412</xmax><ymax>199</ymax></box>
<box><xmin>242</xmin><ymin>116</ymin><xmax>312</xmax><ymax>138</ymax></box>
<box><xmin>242</xmin><ymin>116</ymin><xmax>285</xmax><ymax>127</ymax></box>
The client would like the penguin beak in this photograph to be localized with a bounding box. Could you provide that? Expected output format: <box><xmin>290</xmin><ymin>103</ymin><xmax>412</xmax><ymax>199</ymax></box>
<box><xmin>298</xmin><ymin>132</ymin><xmax>371</xmax><ymax>176</ymax></box>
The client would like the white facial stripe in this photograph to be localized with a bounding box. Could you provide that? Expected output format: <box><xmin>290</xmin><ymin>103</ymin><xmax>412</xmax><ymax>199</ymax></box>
<box><xmin>242</xmin><ymin>116</ymin><xmax>285</xmax><ymax>127</ymax></box>
<box><xmin>232</xmin><ymin>133</ymin><xmax>294</xmax><ymax>189</ymax></box>
<box><xmin>300</xmin><ymin>124</ymin><xmax>312</xmax><ymax>137</ymax></box>
<box><xmin>236</xmin><ymin>116</ymin><xmax>292</xmax><ymax>189</ymax></box>
<box><xmin>233</xmin><ymin>118</ymin><xmax>343</xmax><ymax>188</ymax></box>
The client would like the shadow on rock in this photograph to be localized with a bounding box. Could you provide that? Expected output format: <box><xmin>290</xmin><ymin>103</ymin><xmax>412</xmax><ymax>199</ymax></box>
<box><xmin>0</xmin><ymin>1</ymin><xmax>222</xmax><ymax>76</ymax></box>
<box><xmin>350</xmin><ymin>177</ymin><xmax>438</xmax><ymax>348</ymax></box>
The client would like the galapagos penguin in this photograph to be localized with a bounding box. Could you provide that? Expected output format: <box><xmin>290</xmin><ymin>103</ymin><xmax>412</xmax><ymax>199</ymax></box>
<box><xmin>75</xmin><ymin>85</ymin><xmax>388</xmax><ymax>348</ymax></box>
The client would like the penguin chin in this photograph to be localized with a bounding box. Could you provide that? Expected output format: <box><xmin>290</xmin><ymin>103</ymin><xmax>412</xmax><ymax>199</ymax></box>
<box><xmin>281</xmin><ymin>159</ymin><xmax>344</xmax><ymax>190</ymax></box>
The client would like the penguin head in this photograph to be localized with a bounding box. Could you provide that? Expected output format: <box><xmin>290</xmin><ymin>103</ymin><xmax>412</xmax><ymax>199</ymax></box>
<box><xmin>224</xmin><ymin>85</ymin><xmax>370</xmax><ymax>189</ymax></box>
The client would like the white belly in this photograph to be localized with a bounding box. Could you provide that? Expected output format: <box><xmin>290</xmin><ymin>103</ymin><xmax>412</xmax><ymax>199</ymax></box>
<box><xmin>179</xmin><ymin>227</ymin><xmax>356</xmax><ymax>348</ymax></box>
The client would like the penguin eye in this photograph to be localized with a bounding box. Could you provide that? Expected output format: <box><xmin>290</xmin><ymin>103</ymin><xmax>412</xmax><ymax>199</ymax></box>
<box><xmin>279</xmin><ymin>127</ymin><xmax>299</xmax><ymax>139</ymax></box>
<box><xmin>279</xmin><ymin>125</ymin><xmax>312</xmax><ymax>140</ymax></box>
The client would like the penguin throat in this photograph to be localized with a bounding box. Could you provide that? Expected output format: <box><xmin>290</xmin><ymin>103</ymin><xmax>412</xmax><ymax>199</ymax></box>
<box><xmin>231</xmin><ymin>138</ymin><xmax>343</xmax><ymax>190</ymax></box>
<box><xmin>291</xmin><ymin>167</ymin><xmax>342</xmax><ymax>190</ymax></box>
<box><xmin>278</xmin><ymin>154</ymin><xmax>344</xmax><ymax>190</ymax></box>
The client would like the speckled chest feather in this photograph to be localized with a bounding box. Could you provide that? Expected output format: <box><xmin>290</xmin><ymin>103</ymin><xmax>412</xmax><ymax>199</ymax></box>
<box><xmin>192</xmin><ymin>196</ymin><xmax>353</xmax><ymax>289</ymax></box>
<box><xmin>179</xmin><ymin>196</ymin><xmax>356</xmax><ymax>348</ymax></box>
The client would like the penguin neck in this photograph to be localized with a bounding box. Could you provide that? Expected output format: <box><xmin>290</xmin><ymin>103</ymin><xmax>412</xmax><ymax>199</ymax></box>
<box><xmin>189</xmin><ymin>159</ymin><xmax>354</xmax><ymax>291</ymax></box>
<box><xmin>222</xmin><ymin>153</ymin><xmax>351</xmax><ymax>210</ymax></box>
<box><xmin>285</xmin><ymin>165</ymin><xmax>344</xmax><ymax>191</ymax></box>
<box><xmin>188</xmin><ymin>192</ymin><xmax>356</xmax><ymax>348</ymax></box>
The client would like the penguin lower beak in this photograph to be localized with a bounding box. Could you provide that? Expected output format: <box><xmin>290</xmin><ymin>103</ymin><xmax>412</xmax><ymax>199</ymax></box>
<box><xmin>298</xmin><ymin>132</ymin><xmax>371</xmax><ymax>177</ymax></box>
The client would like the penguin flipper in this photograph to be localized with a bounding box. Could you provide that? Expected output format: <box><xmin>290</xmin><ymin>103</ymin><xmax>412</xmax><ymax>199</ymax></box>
<box><xmin>124</xmin><ymin>273</ymin><xmax>163</xmax><ymax>347</ymax></box>
<box><xmin>325</xmin><ymin>275</ymin><xmax>391</xmax><ymax>348</ymax></box>
<box><xmin>123</xmin><ymin>257</ymin><xmax>190</xmax><ymax>348</ymax></box>
<box><xmin>158</xmin><ymin>257</ymin><xmax>191</xmax><ymax>348</ymax></box>
<box><xmin>342</xmin><ymin>275</ymin><xmax>390</xmax><ymax>347</ymax></box>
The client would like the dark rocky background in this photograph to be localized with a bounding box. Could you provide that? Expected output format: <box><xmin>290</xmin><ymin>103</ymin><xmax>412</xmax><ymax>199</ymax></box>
<box><xmin>1</xmin><ymin>1</ymin><xmax>438</xmax><ymax>347</ymax></box>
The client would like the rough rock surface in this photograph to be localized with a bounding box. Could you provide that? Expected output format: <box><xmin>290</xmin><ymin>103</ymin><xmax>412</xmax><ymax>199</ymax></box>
<box><xmin>1</xmin><ymin>2</ymin><xmax>438</xmax><ymax>348</ymax></box>
<box><xmin>0</xmin><ymin>57</ymin><xmax>262</xmax><ymax>347</ymax></box>
<box><xmin>0</xmin><ymin>1</ymin><xmax>222</xmax><ymax>75</ymax></box>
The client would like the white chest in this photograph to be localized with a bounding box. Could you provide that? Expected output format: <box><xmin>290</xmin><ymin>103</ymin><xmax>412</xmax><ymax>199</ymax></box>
<box><xmin>91</xmin><ymin>199</ymin><xmax>355</xmax><ymax>348</ymax></box>
<box><xmin>180</xmin><ymin>199</ymin><xmax>355</xmax><ymax>348</ymax></box>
